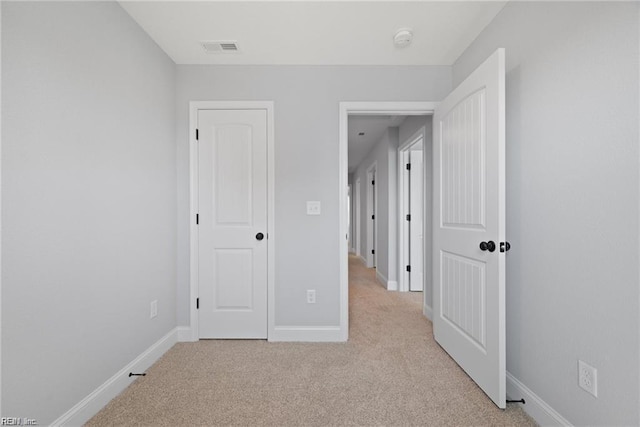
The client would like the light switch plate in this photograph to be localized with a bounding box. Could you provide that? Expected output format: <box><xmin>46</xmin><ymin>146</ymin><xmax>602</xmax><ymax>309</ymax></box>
<box><xmin>307</xmin><ymin>201</ymin><xmax>321</xmax><ymax>215</ymax></box>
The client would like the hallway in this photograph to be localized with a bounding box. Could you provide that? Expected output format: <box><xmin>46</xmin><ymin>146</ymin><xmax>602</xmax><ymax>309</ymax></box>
<box><xmin>87</xmin><ymin>255</ymin><xmax>535</xmax><ymax>426</ymax></box>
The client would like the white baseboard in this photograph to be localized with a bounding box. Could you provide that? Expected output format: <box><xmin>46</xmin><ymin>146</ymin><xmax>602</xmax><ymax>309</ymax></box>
<box><xmin>177</xmin><ymin>326</ymin><xmax>194</xmax><ymax>342</ymax></box>
<box><xmin>506</xmin><ymin>371</ymin><xmax>572</xmax><ymax>426</ymax></box>
<box><xmin>375</xmin><ymin>270</ymin><xmax>397</xmax><ymax>291</ymax></box>
<box><xmin>376</xmin><ymin>270</ymin><xmax>388</xmax><ymax>287</ymax></box>
<box><xmin>357</xmin><ymin>254</ymin><xmax>367</xmax><ymax>265</ymax></box>
<box><xmin>423</xmin><ymin>304</ymin><xmax>433</xmax><ymax>321</ymax></box>
<box><xmin>51</xmin><ymin>328</ymin><xmax>179</xmax><ymax>427</ymax></box>
<box><xmin>270</xmin><ymin>326</ymin><xmax>344</xmax><ymax>342</ymax></box>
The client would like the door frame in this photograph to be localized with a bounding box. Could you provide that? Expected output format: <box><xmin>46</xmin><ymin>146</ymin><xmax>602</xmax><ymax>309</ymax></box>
<box><xmin>366</xmin><ymin>163</ymin><xmax>377</xmax><ymax>268</ymax></box>
<box><xmin>188</xmin><ymin>101</ymin><xmax>275</xmax><ymax>342</ymax></box>
<box><xmin>354</xmin><ymin>178</ymin><xmax>361</xmax><ymax>257</ymax></box>
<box><xmin>347</xmin><ymin>184</ymin><xmax>353</xmax><ymax>252</ymax></box>
<box><xmin>398</xmin><ymin>127</ymin><xmax>426</xmax><ymax>293</ymax></box>
<box><xmin>338</xmin><ymin>102</ymin><xmax>438</xmax><ymax>341</ymax></box>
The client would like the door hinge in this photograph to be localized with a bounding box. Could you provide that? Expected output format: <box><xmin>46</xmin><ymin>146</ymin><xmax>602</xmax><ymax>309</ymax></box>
<box><xmin>371</xmin><ymin>180</ymin><xmax>375</xmax><ymax>185</ymax></box>
<box><xmin>196</xmin><ymin>213</ymin><xmax>199</xmax><ymax>224</ymax></box>
<box><xmin>371</xmin><ymin>214</ymin><xmax>375</xmax><ymax>220</ymax></box>
<box><xmin>196</xmin><ymin>298</ymin><xmax>199</xmax><ymax>309</ymax></box>
<box><xmin>371</xmin><ymin>249</ymin><xmax>375</xmax><ymax>255</ymax></box>
<box><xmin>196</xmin><ymin>129</ymin><xmax>199</xmax><ymax>140</ymax></box>
<box><xmin>406</xmin><ymin>214</ymin><xmax>411</xmax><ymax>221</ymax></box>
<box><xmin>406</xmin><ymin>163</ymin><xmax>411</xmax><ymax>170</ymax></box>
<box><xmin>406</xmin><ymin>265</ymin><xmax>411</xmax><ymax>272</ymax></box>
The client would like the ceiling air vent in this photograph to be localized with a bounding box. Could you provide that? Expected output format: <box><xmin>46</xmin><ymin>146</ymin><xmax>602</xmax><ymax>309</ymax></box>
<box><xmin>201</xmin><ymin>41</ymin><xmax>240</xmax><ymax>54</ymax></box>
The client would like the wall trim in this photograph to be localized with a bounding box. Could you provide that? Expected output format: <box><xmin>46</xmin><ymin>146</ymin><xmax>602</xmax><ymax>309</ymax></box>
<box><xmin>176</xmin><ymin>326</ymin><xmax>194</xmax><ymax>342</ymax></box>
<box><xmin>269</xmin><ymin>326</ymin><xmax>342</xmax><ymax>342</ymax></box>
<box><xmin>189</xmin><ymin>101</ymin><xmax>275</xmax><ymax>342</ymax></box>
<box><xmin>506</xmin><ymin>371</ymin><xmax>572</xmax><ymax>427</ymax></box>
<box><xmin>376</xmin><ymin>270</ymin><xmax>388</xmax><ymax>286</ymax></box>
<box><xmin>375</xmin><ymin>270</ymin><xmax>397</xmax><ymax>291</ymax></box>
<box><xmin>423</xmin><ymin>304</ymin><xmax>433</xmax><ymax>321</ymax></box>
<box><xmin>50</xmin><ymin>328</ymin><xmax>178</xmax><ymax>426</ymax></box>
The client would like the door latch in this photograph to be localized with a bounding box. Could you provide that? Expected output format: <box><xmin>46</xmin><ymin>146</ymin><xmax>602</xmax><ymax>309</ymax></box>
<box><xmin>500</xmin><ymin>242</ymin><xmax>511</xmax><ymax>252</ymax></box>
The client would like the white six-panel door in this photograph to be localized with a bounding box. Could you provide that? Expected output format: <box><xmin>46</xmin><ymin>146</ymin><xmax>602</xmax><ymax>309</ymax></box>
<box><xmin>198</xmin><ymin>109</ymin><xmax>268</xmax><ymax>339</ymax></box>
<box><xmin>433</xmin><ymin>48</ymin><xmax>506</xmax><ymax>408</ymax></box>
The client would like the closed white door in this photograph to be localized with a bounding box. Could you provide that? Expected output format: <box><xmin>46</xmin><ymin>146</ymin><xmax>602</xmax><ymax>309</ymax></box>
<box><xmin>432</xmin><ymin>48</ymin><xmax>506</xmax><ymax>408</ymax></box>
<box><xmin>198</xmin><ymin>109</ymin><xmax>268</xmax><ymax>339</ymax></box>
<box><xmin>409</xmin><ymin>149</ymin><xmax>424</xmax><ymax>291</ymax></box>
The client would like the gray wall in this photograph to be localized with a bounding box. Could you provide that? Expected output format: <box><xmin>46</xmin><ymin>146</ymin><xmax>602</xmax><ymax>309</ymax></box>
<box><xmin>398</xmin><ymin>116</ymin><xmax>433</xmax><ymax>309</ymax></box>
<box><xmin>2</xmin><ymin>2</ymin><xmax>177</xmax><ymax>424</ymax></box>
<box><xmin>352</xmin><ymin>128</ymin><xmax>399</xmax><ymax>286</ymax></box>
<box><xmin>176</xmin><ymin>65</ymin><xmax>451</xmax><ymax>326</ymax></box>
<box><xmin>453</xmin><ymin>2</ymin><xmax>639</xmax><ymax>425</ymax></box>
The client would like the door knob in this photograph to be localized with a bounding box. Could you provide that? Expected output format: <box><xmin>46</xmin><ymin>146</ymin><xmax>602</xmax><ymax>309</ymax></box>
<box><xmin>256</xmin><ymin>232</ymin><xmax>265</xmax><ymax>241</ymax></box>
<box><xmin>479</xmin><ymin>241</ymin><xmax>496</xmax><ymax>252</ymax></box>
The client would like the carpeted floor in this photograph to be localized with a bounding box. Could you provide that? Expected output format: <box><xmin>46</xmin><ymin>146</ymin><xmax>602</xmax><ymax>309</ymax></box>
<box><xmin>87</xmin><ymin>255</ymin><xmax>536</xmax><ymax>426</ymax></box>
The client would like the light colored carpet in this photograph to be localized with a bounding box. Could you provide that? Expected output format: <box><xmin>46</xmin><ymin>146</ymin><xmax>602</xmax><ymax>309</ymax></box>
<box><xmin>87</xmin><ymin>255</ymin><xmax>536</xmax><ymax>426</ymax></box>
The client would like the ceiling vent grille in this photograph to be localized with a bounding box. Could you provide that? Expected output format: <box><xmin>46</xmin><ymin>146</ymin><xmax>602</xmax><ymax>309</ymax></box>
<box><xmin>201</xmin><ymin>41</ymin><xmax>240</xmax><ymax>54</ymax></box>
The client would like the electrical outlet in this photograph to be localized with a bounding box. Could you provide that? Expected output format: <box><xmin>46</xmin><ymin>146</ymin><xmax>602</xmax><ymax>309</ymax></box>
<box><xmin>578</xmin><ymin>360</ymin><xmax>598</xmax><ymax>397</ymax></box>
<box><xmin>306</xmin><ymin>290</ymin><xmax>316</xmax><ymax>304</ymax></box>
<box><xmin>150</xmin><ymin>300</ymin><xmax>158</xmax><ymax>319</ymax></box>
<box><xmin>306</xmin><ymin>201</ymin><xmax>321</xmax><ymax>215</ymax></box>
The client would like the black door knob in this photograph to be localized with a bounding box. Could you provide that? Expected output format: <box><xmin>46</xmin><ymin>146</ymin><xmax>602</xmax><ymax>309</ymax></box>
<box><xmin>479</xmin><ymin>241</ymin><xmax>496</xmax><ymax>252</ymax></box>
<box><xmin>256</xmin><ymin>232</ymin><xmax>265</xmax><ymax>241</ymax></box>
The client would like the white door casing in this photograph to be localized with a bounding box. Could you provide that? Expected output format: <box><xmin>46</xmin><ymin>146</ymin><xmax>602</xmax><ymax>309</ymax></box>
<box><xmin>195</xmin><ymin>107</ymin><xmax>271</xmax><ymax>339</ymax></box>
<box><xmin>355</xmin><ymin>178</ymin><xmax>361</xmax><ymax>257</ymax></box>
<box><xmin>409</xmin><ymin>149</ymin><xmax>424</xmax><ymax>291</ymax></box>
<box><xmin>366</xmin><ymin>165</ymin><xmax>377</xmax><ymax>268</ymax></box>
<box><xmin>432</xmin><ymin>48</ymin><xmax>506</xmax><ymax>408</ymax></box>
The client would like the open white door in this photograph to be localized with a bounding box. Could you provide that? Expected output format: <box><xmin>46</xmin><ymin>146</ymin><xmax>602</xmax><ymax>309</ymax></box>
<box><xmin>432</xmin><ymin>48</ymin><xmax>506</xmax><ymax>408</ymax></box>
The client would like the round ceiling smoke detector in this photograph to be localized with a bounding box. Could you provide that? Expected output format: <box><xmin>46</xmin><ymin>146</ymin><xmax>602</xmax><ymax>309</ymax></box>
<box><xmin>394</xmin><ymin>28</ymin><xmax>413</xmax><ymax>48</ymax></box>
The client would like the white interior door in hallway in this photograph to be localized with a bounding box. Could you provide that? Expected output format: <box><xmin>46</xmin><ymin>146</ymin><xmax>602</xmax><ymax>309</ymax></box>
<box><xmin>433</xmin><ymin>48</ymin><xmax>506</xmax><ymax>408</ymax></box>
<box><xmin>366</xmin><ymin>167</ymin><xmax>377</xmax><ymax>268</ymax></box>
<box><xmin>409</xmin><ymin>148</ymin><xmax>424</xmax><ymax>291</ymax></box>
<box><xmin>400</xmin><ymin>136</ymin><xmax>425</xmax><ymax>293</ymax></box>
<box><xmin>355</xmin><ymin>178</ymin><xmax>361</xmax><ymax>257</ymax></box>
<box><xmin>197</xmin><ymin>109</ymin><xmax>268</xmax><ymax>339</ymax></box>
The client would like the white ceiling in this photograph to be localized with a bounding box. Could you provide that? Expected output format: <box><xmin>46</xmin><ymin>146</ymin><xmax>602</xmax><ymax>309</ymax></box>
<box><xmin>348</xmin><ymin>115</ymin><xmax>407</xmax><ymax>172</ymax></box>
<box><xmin>119</xmin><ymin>1</ymin><xmax>507</xmax><ymax>65</ymax></box>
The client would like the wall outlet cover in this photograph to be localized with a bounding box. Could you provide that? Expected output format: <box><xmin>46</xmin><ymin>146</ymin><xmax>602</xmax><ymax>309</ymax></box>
<box><xmin>306</xmin><ymin>290</ymin><xmax>316</xmax><ymax>304</ymax></box>
<box><xmin>578</xmin><ymin>359</ymin><xmax>598</xmax><ymax>398</ymax></box>
<box><xmin>150</xmin><ymin>300</ymin><xmax>158</xmax><ymax>319</ymax></box>
<box><xmin>306</xmin><ymin>201</ymin><xmax>321</xmax><ymax>215</ymax></box>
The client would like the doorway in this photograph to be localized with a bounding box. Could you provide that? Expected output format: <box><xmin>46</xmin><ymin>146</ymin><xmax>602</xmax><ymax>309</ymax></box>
<box><xmin>338</xmin><ymin>102</ymin><xmax>438</xmax><ymax>341</ymax></box>
<box><xmin>339</xmin><ymin>49</ymin><xmax>506</xmax><ymax>408</ymax></box>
